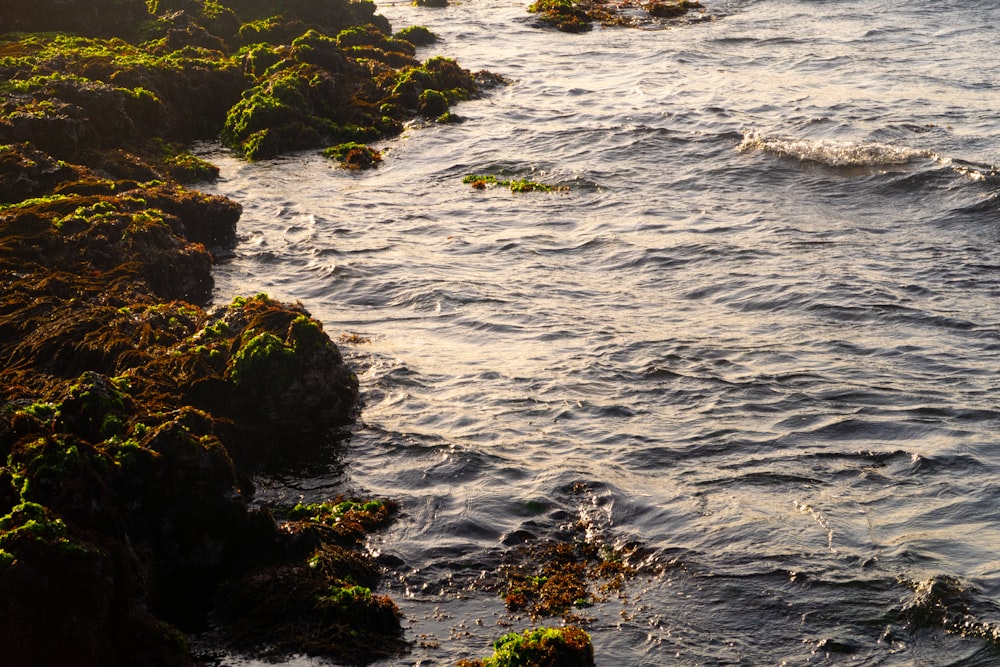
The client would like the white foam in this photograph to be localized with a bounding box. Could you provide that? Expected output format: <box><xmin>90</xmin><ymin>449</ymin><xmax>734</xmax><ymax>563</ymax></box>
<box><xmin>739</xmin><ymin>129</ymin><xmax>928</xmax><ymax>168</ymax></box>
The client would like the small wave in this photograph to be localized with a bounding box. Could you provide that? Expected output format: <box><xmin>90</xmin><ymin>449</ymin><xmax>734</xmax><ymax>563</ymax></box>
<box><xmin>937</xmin><ymin>156</ymin><xmax>1000</xmax><ymax>184</ymax></box>
<box><xmin>738</xmin><ymin>129</ymin><xmax>930</xmax><ymax>168</ymax></box>
<box><xmin>895</xmin><ymin>575</ymin><xmax>1000</xmax><ymax>645</ymax></box>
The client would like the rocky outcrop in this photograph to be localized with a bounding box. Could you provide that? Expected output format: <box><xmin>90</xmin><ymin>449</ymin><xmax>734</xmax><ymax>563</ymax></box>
<box><xmin>0</xmin><ymin>0</ymin><xmax>502</xmax><ymax>662</ymax></box>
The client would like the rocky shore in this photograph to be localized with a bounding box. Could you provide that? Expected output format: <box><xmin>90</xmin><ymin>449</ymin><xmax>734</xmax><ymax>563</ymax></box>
<box><xmin>0</xmin><ymin>0</ymin><xmax>603</xmax><ymax>664</ymax></box>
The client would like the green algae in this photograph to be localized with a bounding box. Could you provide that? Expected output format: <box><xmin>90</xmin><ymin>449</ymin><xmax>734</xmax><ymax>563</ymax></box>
<box><xmin>237</xmin><ymin>16</ymin><xmax>290</xmax><ymax>44</ymax></box>
<box><xmin>18</xmin><ymin>402</ymin><xmax>58</xmax><ymax>424</ymax></box>
<box><xmin>463</xmin><ymin>174</ymin><xmax>568</xmax><ymax>193</ymax></box>
<box><xmin>336</xmin><ymin>24</ymin><xmax>415</xmax><ymax>55</ymax></box>
<box><xmin>227</xmin><ymin>331</ymin><xmax>294</xmax><ymax>388</ymax></box>
<box><xmin>320</xmin><ymin>583</ymin><xmax>373</xmax><ymax>605</ymax></box>
<box><xmin>459</xmin><ymin>626</ymin><xmax>595</xmax><ymax>667</ymax></box>
<box><xmin>0</xmin><ymin>501</ymin><xmax>71</xmax><ymax>544</ymax></box>
<box><xmin>527</xmin><ymin>0</ymin><xmax>703</xmax><ymax>31</ymax></box>
<box><xmin>323</xmin><ymin>141</ymin><xmax>382</xmax><ymax>169</ymax></box>
<box><xmin>278</xmin><ymin>498</ymin><xmax>392</xmax><ymax>527</ymax></box>
<box><xmin>394</xmin><ymin>25</ymin><xmax>438</xmax><ymax>46</ymax></box>
<box><xmin>0</xmin><ymin>33</ymin><xmax>237</xmax><ymax>79</ymax></box>
<box><xmin>287</xmin><ymin>313</ymin><xmax>328</xmax><ymax>351</ymax></box>
<box><xmin>221</xmin><ymin>32</ymin><xmax>478</xmax><ymax>159</ymax></box>
<box><xmin>154</xmin><ymin>140</ymin><xmax>220</xmax><ymax>182</ymax></box>
<box><xmin>229</xmin><ymin>293</ymin><xmax>270</xmax><ymax>308</ymax></box>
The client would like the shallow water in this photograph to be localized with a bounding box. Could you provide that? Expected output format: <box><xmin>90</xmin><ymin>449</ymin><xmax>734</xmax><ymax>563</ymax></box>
<box><xmin>200</xmin><ymin>0</ymin><xmax>1000</xmax><ymax>664</ymax></box>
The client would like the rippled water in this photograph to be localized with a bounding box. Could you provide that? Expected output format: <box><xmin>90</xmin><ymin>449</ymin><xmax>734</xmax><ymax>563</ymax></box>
<box><xmin>200</xmin><ymin>0</ymin><xmax>1000</xmax><ymax>664</ymax></box>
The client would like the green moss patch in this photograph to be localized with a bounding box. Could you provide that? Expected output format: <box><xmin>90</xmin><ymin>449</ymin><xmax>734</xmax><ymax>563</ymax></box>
<box><xmin>276</xmin><ymin>497</ymin><xmax>396</xmax><ymax>532</ymax></box>
<box><xmin>323</xmin><ymin>142</ymin><xmax>382</xmax><ymax>169</ymax></box>
<box><xmin>394</xmin><ymin>25</ymin><xmax>439</xmax><ymax>46</ymax></box>
<box><xmin>459</xmin><ymin>626</ymin><xmax>595</xmax><ymax>667</ymax></box>
<box><xmin>463</xmin><ymin>173</ymin><xmax>569</xmax><ymax>193</ymax></box>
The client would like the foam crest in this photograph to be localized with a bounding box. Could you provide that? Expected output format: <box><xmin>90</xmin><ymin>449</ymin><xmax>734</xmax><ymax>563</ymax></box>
<box><xmin>739</xmin><ymin>129</ymin><xmax>929</xmax><ymax>167</ymax></box>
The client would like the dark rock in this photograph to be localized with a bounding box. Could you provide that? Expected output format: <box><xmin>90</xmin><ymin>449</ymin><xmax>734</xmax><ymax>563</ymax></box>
<box><xmin>0</xmin><ymin>143</ymin><xmax>82</xmax><ymax>205</ymax></box>
<box><xmin>0</xmin><ymin>0</ymin><xmax>151</xmax><ymax>38</ymax></box>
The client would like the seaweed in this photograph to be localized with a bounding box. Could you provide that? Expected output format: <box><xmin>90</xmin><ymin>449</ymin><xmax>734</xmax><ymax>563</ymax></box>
<box><xmin>463</xmin><ymin>173</ymin><xmax>569</xmax><ymax>193</ymax></box>
<box><xmin>458</xmin><ymin>626</ymin><xmax>595</xmax><ymax>667</ymax></box>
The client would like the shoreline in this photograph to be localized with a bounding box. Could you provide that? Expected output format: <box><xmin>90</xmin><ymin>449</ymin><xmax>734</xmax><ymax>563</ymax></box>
<box><xmin>0</xmin><ymin>0</ymin><xmax>700</xmax><ymax>662</ymax></box>
<box><xmin>0</xmin><ymin>0</ymin><xmax>476</xmax><ymax>662</ymax></box>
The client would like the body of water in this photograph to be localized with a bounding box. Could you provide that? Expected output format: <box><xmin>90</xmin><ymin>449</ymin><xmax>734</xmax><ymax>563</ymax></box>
<box><xmin>201</xmin><ymin>0</ymin><xmax>1000</xmax><ymax>663</ymax></box>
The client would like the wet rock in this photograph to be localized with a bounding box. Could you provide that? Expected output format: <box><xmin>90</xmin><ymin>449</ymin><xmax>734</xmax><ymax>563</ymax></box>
<box><xmin>0</xmin><ymin>143</ymin><xmax>81</xmax><ymax>205</ymax></box>
<box><xmin>395</xmin><ymin>25</ymin><xmax>440</xmax><ymax>46</ymax></box>
<box><xmin>214</xmin><ymin>500</ymin><xmax>405</xmax><ymax>664</ymax></box>
<box><xmin>0</xmin><ymin>186</ymin><xmax>217</xmax><ymax>303</ymax></box>
<box><xmin>528</xmin><ymin>0</ymin><xmax>703</xmax><ymax>31</ymax></box>
<box><xmin>323</xmin><ymin>142</ymin><xmax>383</xmax><ymax>169</ymax></box>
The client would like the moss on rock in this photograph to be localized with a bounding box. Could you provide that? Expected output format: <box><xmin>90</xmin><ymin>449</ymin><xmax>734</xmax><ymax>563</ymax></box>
<box><xmin>323</xmin><ymin>141</ymin><xmax>382</xmax><ymax>169</ymax></box>
<box><xmin>527</xmin><ymin>0</ymin><xmax>703</xmax><ymax>31</ymax></box>
<box><xmin>459</xmin><ymin>626</ymin><xmax>596</xmax><ymax>667</ymax></box>
<box><xmin>395</xmin><ymin>25</ymin><xmax>439</xmax><ymax>46</ymax></box>
<box><xmin>0</xmin><ymin>0</ymin><xmax>495</xmax><ymax>663</ymax></box>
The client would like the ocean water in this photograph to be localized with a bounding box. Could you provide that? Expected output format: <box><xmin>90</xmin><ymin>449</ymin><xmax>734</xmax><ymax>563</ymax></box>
<box><xmin>199</xmin><ymin>0</ymin><xmax>1000</xmax><ymax>664</ymax></box>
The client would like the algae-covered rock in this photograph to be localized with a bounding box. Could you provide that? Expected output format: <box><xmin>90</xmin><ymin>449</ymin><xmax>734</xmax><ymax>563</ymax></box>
<box><xmin>527</xmin><ymin>0</ymin><xmax>594</xmax><ymax>32</ymax></box>
<box><xmin>222</xmin><ymin>26</ymin><xmax>436</xmax><ymax>159</ymax></box>
<box><xmin>323</xmin><ymin>141</ymin><xmax>383</xmax><ymax>169</ymax></box>
<box><xmin>0</xmin><ymin>291</ymin><xmax>365</xmax><ymax>662</ymax></box>
<box><xmin>459</xmin><ymin>627</ymin><xmax>596</xmax><ymax>667</ymax></box>
<box><xmin>214</xmin><ymin>498</ymin><xmax>405</xmax><ymax>663</ymax></box>
<box><xmin>0</xmin><ymin>35</ymin><xmax>246</xmax><ymax>157</ymax></box>
<box><xmin>395</xmin><ymin>25</ymin><xmax>439</xmax><ymax>46</ymax></box>
<box><xmin>0</xmin><ymin>0</ymin><xmax>490</xmax><ymax>663</ymax></box>
<box><xmin>0</xmin><ymin>142</ymin><xmax>363</xmax><ymax>662</ymax></box>
<box><xmin>527</xmin><ymin>0</ymin><xmax>703</xmax><ymax>31</ymax></box>
<box><xmin>220</xmin><ymin>294</ymin><xmax>359</xmax><ymax>429</ymax></box>
<box><xmin>227</xmin><ymin>0</ymin><xmax>392</xmax><ymax>36</ymax></box>
<box><xmin>221</xmin><ymin>52</ymin><xmax>370</xmax><ymax>160</ymax></box>
<box><xmin>0</xmin><ymin>142</ymin><xmax>81</xmax><ymax>205</ymax></box>
<box><xmin>221</xmin><ymin>24</ymin><xmax>479</xmax><ymax>159</ymax></box>
<box><xmin>0</xmin><ymin>181</ymin><xmax>222</xmax><ymax>302</ymax></box>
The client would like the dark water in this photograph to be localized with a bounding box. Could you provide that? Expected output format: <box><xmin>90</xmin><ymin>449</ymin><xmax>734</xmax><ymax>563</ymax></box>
<box><xmin>200</xmin><ymin>0</ymin><xmax>1000</xmax><ymax>664</ymax></box>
